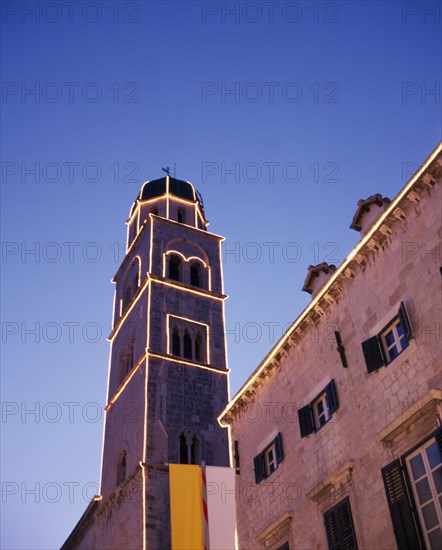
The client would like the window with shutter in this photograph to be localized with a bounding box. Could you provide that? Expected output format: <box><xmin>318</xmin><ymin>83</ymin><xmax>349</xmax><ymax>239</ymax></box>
<box><xmin>362</xmin><ymin>302</ymin><xmax>413</xmax><ymax>372</ymax></box>
<box><xmin>299</xmin><ymin>380</ymin><xmax>339</xmax><ymax>437</ymax></box>
<box><xmin>254</xmin><ymin>433</ymin><xmax>284</xmax><ymax>483</ymax></box>
<box><xmin>323</xmin><ymin>497</ymin><xmax>358</xmax><ymax>550</ymax></box>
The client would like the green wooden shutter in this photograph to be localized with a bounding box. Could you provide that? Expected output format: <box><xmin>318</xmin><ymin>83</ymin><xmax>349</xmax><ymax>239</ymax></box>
<box><xmin>361</xmin><ymin>335</ymin><xmax>385</xmax><ymax>372</ymax></box>
<box><xmin>324</xmin><ymin>497</ymin><xmax>358</xmax><ymax>550</ymax></box>
<box><xmin>398</xmin><ymin>301</ymin><xmax>413</xmax><ymax>341</ymax></box>
<box><xmin>298</xmin><ymin>404</ymin><xmax>314</xmax><ymax>437</ymax></box>
<box><xmin>381</xmin><ymin>459</ymin><xmax>421</xmax><ymax>549</ymax></box>
<box><xmin>253</xmin><ymin>452</ymin><xmax>266</xmax><ymax>484</ymax></box>
<box><xmin>326</xmin><ymin>379</ymin><xmax>339</xmax><ymax>415</ymax></box>
<box><xmin>275</xmin><ymin>432</ymin><xmax>284</xmax><ymax>464</ymax></box>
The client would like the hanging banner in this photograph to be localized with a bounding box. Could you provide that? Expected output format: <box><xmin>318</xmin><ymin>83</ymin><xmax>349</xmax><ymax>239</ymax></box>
<box><xmin>169</xmin><ymin>464</ymin><xmax>204</xmax><ymax>550</ymax></box>
<box><xmin>206</xmin><ymin>466</ymin><xmax>237</xmax><ymax>550</ymax></box>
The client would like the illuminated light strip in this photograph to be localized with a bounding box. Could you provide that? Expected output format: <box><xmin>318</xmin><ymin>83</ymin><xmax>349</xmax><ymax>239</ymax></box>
<box><xmin>142</xmin><ymin>282</ymin><xmax>152</xmax><ymax>550</ymax></box>
<box><xmin>105</xmin><ymin>352</ymin><xmax>147</xmax><ymax>411</ymax></box>
<box><xmin>194</xmin><ymin>202</ymin><xmax>197</xmax><ymax>227</ymax></box>
<box><xmin>148</xmin><ymin>352</ymin><xmax>229</xmax><ymax>374</ymax></box>
<box><xmin>108</xmin><ymin>277</ymin><xmax>151</xmax><ymax>340</ymax></box>
<box><xmin>98</xmin><ymin>316</ymin><xmax>116</xmax><ymax>495</ymax></box>
<box><xmin>219</xmin><ymin>142</ymin><xmax>442</xmax><ymax>423</ymax></box>
<box><xmin>166</xmin><ymin>314</ymin><xmax>211</xmax><ymax>364</ymax></box>
<box><xmin>150</xmin><ymin>275</ymin><xmax>227</xmax><ymax>300</ymax></box>
<box><xmin>149</xmin><ymin>216</ymin><xmax>154</xmax><ymax>275</ymax></box>
<box><xmin>113</xmin><ymin>219</ymin><xmax>150</xmax><ymax>282</ymax></box>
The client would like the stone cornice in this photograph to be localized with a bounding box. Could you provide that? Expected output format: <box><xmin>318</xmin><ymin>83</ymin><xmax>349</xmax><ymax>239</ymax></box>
<box><xmin>219</xmin><ymin>142</ymin><xmax>442</xmax><ymax>426</ymax></box>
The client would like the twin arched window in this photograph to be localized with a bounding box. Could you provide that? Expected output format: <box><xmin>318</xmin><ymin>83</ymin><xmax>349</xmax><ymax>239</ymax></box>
<box><xmin>167</xmin><ymin>254</ymin><xmax>205</xmax><ymax>288</ymax></box>
<box><xmin>122</xmin><ymin>261</ymin><xmax>140</xmax><ymax>314</ymax></box>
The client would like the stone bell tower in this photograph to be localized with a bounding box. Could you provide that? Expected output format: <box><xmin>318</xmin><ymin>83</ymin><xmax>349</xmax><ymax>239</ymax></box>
<box><xmin>62</xmin><ymin>176</ymin><xmax>230</xmax><ymax>549</ymax></box>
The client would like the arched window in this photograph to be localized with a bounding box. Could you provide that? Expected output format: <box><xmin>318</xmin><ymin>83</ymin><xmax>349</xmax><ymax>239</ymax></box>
<box><xmin>178</xmin><ymin>208</ymin><xmax>185</xmax><ymax>223</ymax></box>
<box><xmin>191</xmin><ymin>434</ymin><xmax>201</xmax><ymax>465</ymax></box>
<box><xmin>179</xmin><ymin>431</ymin><xmax>201</xmax><ymax>465</ymax></box>
<box><xmin>183</xmin><ymin>330</ymin><xmax>192</xmax><ymax>360</ymax></box>
<box><xmin>190</xmin><ymin>262</ymin><xmax>201</xmax><ymax>287</ymax></box>
<box><xmin>168</xmin><ymin>255</ymin><xmax>181</xmax><ymax>281</ymax></box>
<box><xmin>120</xmin><ymin>339</ymin><xmax>135</xmax><ymax>383</ymax></box>
<box><xmin>172</xmin><ymin>326</ymin><xmax>180</xmax><ymax>356</ymax></box>
<box><xmin>123</xmin><ymin>286</ymin><xmax>132</xmax><ymax>311</ymax></box>
<box><xmin>180</xmin><ymin>433</ymin><xmax>188</xmax><ymax>464</ymax></box>
<box><xmin>116</xmin><ymin>451</ymin><xmax>127</xmax><ymax>487</ymax></box>
<box><xmin>195</xmin><ymin>332</ymin><xmax>202</xmax><ymax>362</ymax></box>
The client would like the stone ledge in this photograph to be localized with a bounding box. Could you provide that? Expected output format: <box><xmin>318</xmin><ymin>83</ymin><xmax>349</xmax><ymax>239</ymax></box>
<box><xmin>376</xmin><ymin>388</ymin><xmax>442</xmax><ymax>443</ymax></box>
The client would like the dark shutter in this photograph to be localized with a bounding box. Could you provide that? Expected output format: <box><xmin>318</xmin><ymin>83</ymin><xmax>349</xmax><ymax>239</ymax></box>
<box><xmin>326</xmin><ymin>379</ymin><xmax>339</xmax><ymax>415</ymax></box>
<box><xmin>435</xmin><ymin>425</ymin><xmax>442</xmax><ymax>461</ymax></box>
<box><xmin>324</xmin><ymin>497</ymin><xmax>358</xmax><ymax>550</ymax></box>
<box><xmin>361</xmin><ymin>336</ymin><xmax>384</xmax><ymax>372</ymax></box>
<box><xmin>275</xmin><ymin>432</ymin><xmax>284</xmax><ymax>464</ymax></box>
<box><xmin>398</xmin><ymin>301</ymin><xmax>413</xmax><ymax>341</ymax></box>
<box><xmin>298</xmin><ymin>404</ymin><xmax>314</xmax><ymax>437</ymax></box>
<box><xmin>381</xmin><ymin>459</ymin><xmax>421</xmax><ymax>550</ymax></box>
<box><xmin>234</xmin><ymin>440</ymin><xmax>240</xmax><ymax>474</ymax></box>
<box><xmin>335</xmin><ymin>331</ymin><xmax>348</xmax><ymax>368</ymax></box>
<box><xmin>253</xmin><ymin>452</ymin><xmax>266</xmax><ymax>484</ymax></box>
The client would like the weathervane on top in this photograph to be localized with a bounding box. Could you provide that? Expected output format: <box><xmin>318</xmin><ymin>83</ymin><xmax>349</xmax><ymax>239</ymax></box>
<box><xmin>162</xmin><ymin>163</ymin><xmax>176</xmax><ymax>177</ymax></box>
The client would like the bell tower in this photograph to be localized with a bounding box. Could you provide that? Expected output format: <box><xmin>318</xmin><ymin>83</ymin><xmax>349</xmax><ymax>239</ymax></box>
<box><xmin>97</xmin><ymin>176</ymin><xmax>230</xmax><ymax>548</ymax></box>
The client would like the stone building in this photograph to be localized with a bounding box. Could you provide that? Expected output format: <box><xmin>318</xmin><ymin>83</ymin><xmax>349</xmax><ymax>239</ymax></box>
<box><xmin>62</xmin><ymin>176</ymin><xmax>230</xmax><ymax>549</ymax></box>
<box><xmin>220</xmin><ymin>143</ymin><xmax>442</xmax><ymax>550</ymax></box>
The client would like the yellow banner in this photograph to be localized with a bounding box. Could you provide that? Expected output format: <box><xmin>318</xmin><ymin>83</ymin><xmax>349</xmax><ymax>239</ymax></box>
<box><xmin>169</xmin><ymin>464</ymin><xmax>204</xmax><ymax>550</ymax></box>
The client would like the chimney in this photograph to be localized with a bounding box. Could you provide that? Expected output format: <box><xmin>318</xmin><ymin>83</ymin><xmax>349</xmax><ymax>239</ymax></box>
<box><xmin>350</xmin><ymin>194</ymin><xmax>391</xmax><ymax>236</ymax></box>
<box><xmin>302</xmin><ymin>263</ymin><xmax>337</xmax><ymax>298</ymax></box>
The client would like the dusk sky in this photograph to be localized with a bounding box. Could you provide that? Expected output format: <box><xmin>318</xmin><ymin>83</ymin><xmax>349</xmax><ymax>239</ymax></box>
<box><xmin>1</xmin><ymin>1</ymin><xmax>441</xmax><ymax>548</ymax></box>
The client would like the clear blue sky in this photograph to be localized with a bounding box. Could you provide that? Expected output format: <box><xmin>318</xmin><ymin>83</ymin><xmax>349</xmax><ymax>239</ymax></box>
<box><xmin>1</xmin><ymin>1</ymin><xmax>440</xmax><ymax>548</ymax></box>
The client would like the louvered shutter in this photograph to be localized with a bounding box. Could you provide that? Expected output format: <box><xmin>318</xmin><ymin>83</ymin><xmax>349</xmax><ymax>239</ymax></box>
<box><xmin>435</xmin><ymin>425</ymin><xmax>442</xmax><ymax>460</ymax></box>
<box><xmin>275</xmin><ymin>432</ymin><xmax>284</xmax><ymax>464</ymax></box>
<box><xmin>398</xmin><ymin>301</ymin><xmax>413</xmax><ymax>341</ymax></box>
<box><xmin>324</xmin><ymin>498</ymin><xmax>358</xmax><ymax>550</ymax></box>
<box><xmin>381</xmin><ymin>459</ymin><xmax>421</xmax><ymax>549</ymax></box>
<box><xmin>361</xmin><ymin>335</ymin><xmax>384</xmax><ymax>372</ymax></box>
<box><xmin>298</xmin><ymin>404</ymin><xmax>314</xmax><ymax>437</ymax></box>
<box><xmin>326</xmin><ymin>379</ymin><xmax>339</xmax><ymax>415</ymax></box>
<box><xmin>253</xmin><ymin>452</ymin><xmax>266</xmax><ymax>484</ymax></box>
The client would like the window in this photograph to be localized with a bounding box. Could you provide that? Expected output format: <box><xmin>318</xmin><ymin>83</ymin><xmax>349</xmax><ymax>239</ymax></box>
<box><xmin>298</xmin><ymin>380</ymin><xmax>339</xmax><ymax>438</ymax></box>
<box><xmin>183</xmin><ymin>330</ymin><xmax>192</xmax><ymax>360</ymax></box>
<box><xmin>179</xmin><ymin>430</ymin><xmax>201</xmax><ymax>465</ymax></box>
<box><xmin>116</xmin><ymin>451</ymin><xmax>127</xmax><ymax>487</ymax></box>
<box><xmin>119</xmin><ymin>339</ymin><xmax>135</xmax><ymax>383</ymax></box>
<box><xmin>168</xmin><ymin>317</ymin><xmax>208</xmax><ymax>364</ymax></box>
<box><xmin>177</xmin><ymin>208</ymin><xmax>185</xmax><ymax>223</ymax></box>
<box><xmin>151</xmin><ymin>207</ymin><xmax>158</xmax><ymax>216</ymax></box>
<box><xmin>190</xmin><ymin>262</ymin><xmax>201</xmax><ymax>287</ymax></box>
<box><xmin>323</xmin><ymin>497</ymin><xmax>358</xmax><ymax>550</ymax></box>
<box><xmin>361</xmin><ymin>301</ymin><xmax>412</xmax><ymax>372</ymax></box>
<box><xmin>406</xmin><ymin>439</ymin><xmax>442</xmax><ymax>549</ymax></box>
<box><xmin>123</xmin><ymin>286</ymin><xmax>132</xmax><ymax>312</ymax></box>
<box><xmin>168</xmin><ymin>254</ymin><xmax>181</xmax><ymax>281</ymax></box>
<box><xmin>276</xmin><ymin>543</ymin><xmax>289</xmax><ymax>550</ymax></box>
<box><xmin>195</xmin><ymin>332</ymin><xmax>202</xmax><ymax>362</ymax></box>
<box><xmin>254</xmin><ymin>433</ymin><xmax>284</xmax><ymax>484</ymax></box>
<box><xmin>382</xmin><ymin>427</ymin><xmax>442</xmax><ymax>550</ymax></box>
<box><xmin>172</xmin><ymin>326</ymin><xmax>180</xmax><ymax>356</ymax></box>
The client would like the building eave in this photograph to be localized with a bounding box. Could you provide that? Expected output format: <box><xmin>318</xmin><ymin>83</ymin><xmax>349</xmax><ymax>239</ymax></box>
<box><xmin>219</xmin><ymin>141</ymin><xmax>442</xmax><ymax>426</ymax></box>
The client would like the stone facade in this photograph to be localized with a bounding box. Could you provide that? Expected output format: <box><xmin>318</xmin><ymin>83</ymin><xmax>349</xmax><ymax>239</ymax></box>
<box><xmin>220</xmin><ymin>143</ymin><xmax>442</xmax><ymax>550</ymax></box>
<box><xmin>62</xmin><ymin>177</ymin><xmax>230</xmax><ymax>549</ymax></box>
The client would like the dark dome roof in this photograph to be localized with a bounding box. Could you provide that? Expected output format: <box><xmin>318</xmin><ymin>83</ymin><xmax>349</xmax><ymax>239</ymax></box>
<box><xmin>139</xmin><ymin>177</ymin><xmax>196</xmax><ymax>202</ymax></box>
<box><xmin>130</xmin><ymin>177</ymin><xmax>205</xmax><ymax>218</ymax></box>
